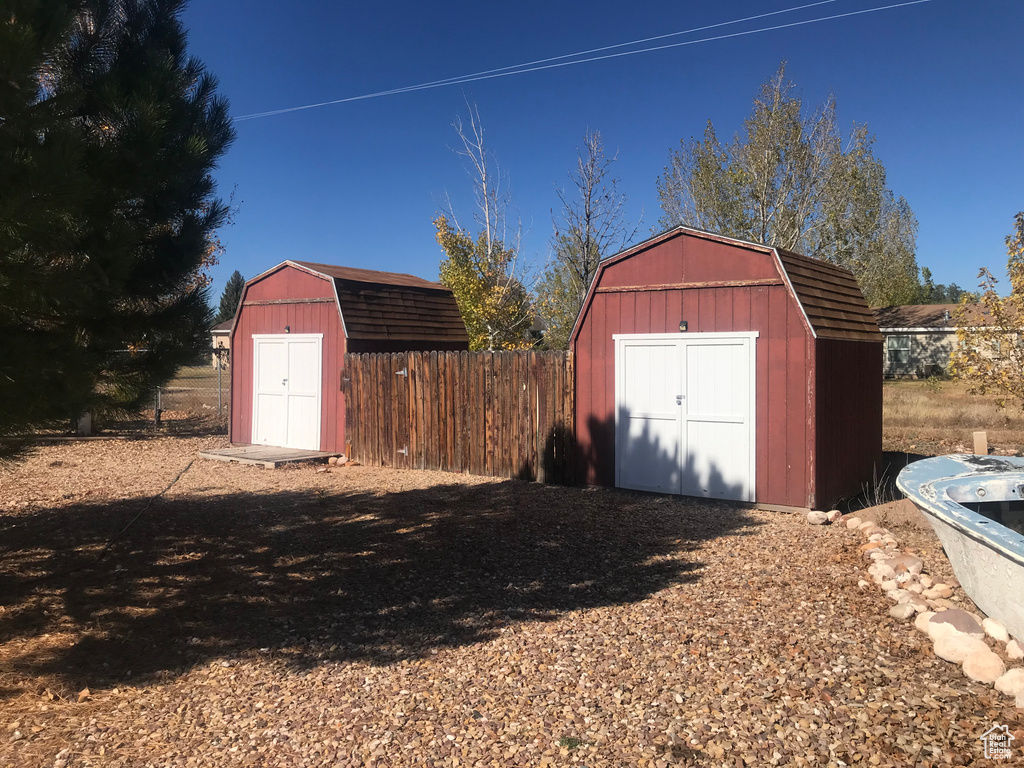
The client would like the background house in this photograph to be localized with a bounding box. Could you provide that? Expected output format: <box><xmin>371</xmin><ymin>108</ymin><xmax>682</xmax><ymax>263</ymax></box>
<box><xmin>210</xmin><ymin>319</ymin><xmax>232</xmax><ymax>368</ymax></box>
<box><xmin>872</xmin><ymin>304</ymin><xmax>961</xmax><ymax>378</ymax></box>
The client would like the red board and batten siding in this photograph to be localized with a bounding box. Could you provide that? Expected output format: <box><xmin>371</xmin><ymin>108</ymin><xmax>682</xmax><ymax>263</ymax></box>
<box><xmin>814</xmin><ymin>339</ymin><xmax>883</xmax><ymax>507</ymax></box>
<box><xmin>573</xmin><ymin>234</ymin><xmax>817</xmax><ymax>508</ymax></box>
<box><xmin>230</xmin><ymin>268</ymin><xmax>347</xmax><ymax>453</ymax></box>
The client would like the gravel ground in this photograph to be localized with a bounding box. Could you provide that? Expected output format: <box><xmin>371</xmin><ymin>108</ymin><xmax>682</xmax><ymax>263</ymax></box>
<box><xmin>1</xmin><ymin>437</ymin><xmax>1021</xmax><ymax>768</ymax></box>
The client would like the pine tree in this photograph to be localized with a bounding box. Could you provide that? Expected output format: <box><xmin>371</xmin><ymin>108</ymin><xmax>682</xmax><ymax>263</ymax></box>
<box><xmin>216</xmin><ymin>271</ymin><xmax>246</xmax><ymax>323</ymax></box>
<box><xmin>0</xmin><ymin>0</ymin><xmax>235</xmax><ymax>457</ymax></box>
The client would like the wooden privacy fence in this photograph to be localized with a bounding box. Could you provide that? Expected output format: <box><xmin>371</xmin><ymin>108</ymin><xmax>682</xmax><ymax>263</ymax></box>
<box><xmin>343</xmin><ymin>350</ymin><xmax>575</xmax><ymax>484</ymax></box>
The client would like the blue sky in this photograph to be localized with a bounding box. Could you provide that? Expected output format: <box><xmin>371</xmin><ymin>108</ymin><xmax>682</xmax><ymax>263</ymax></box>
<box><xmin>181</xmin><ymin>0</ymin><xmax>1024</xmax><ymax>303</ymax></box>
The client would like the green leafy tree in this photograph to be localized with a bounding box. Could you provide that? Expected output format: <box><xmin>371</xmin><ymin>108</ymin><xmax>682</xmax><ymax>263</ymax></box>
<box><xmin>657</xmin><ymin>63</ymin><xmax>920</xmax><ymax>306</ymax></box>
<box><xmin>216</xmin><ymin>270</ymin><xmax>246</xmax><ymax>323</ymax></box>
<box><xmin>535</xmin><ymin>131</ymin><xmax>638</xmax><ymax>350</ymax></box>
<box><xmin>436</xmin><ymin>104</ymin><xmax>532</xmax><ymax>350</ymax></box>
<box><xmin>916</xmin><ymin>267</ymin><xmax>974</xmax><ymax>305</ymax></box>
<box><xmin>0</xmin><ymin>0</ymin><xmax>235</xmax><ymax>457</ymax></box>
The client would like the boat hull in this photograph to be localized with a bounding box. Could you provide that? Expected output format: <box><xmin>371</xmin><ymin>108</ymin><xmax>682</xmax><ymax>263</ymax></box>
<box><xmin>896</xmin><ymin>454</ymin><xmax>1024</xmax><ymax>643</ymax></box>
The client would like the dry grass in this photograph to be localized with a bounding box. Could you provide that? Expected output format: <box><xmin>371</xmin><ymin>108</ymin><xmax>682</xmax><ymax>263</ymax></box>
<box><xmin>883</xmin><ymin>379</ymin><xmax>1024</xmax><ymax>454</ymax></box>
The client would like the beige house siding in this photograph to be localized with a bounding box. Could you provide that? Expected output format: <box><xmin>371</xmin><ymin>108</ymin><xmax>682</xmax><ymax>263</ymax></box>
<box><xmin>882</xmin><ymin>329</ymin><xmax>956</xmax><ymax>378</ymax></box>
<box><xmin>211</xmin><ymin>321</ymin><xmax>232</xmax><ymax>368</ymax></box>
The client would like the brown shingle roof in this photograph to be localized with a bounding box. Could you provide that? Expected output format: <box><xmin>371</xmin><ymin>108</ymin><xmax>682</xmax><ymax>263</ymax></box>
<box><xmin>292</xmin><ymin>261</ymin><xmax>445</xmax><ymax>291</ymax></box>
<box><xmin>776</xmin><ymin>249</ymin><xmax>881</xmax><ymax>342</ymax></box>
<box><xmin>290</xmin><ymin>261</ymin><xmax>468</xmax><ymax>344</ymax></box>
<box><xmin>871</xmin><ymin>304</ymin><xmax>961</xmax><ymax>330</ymax></box>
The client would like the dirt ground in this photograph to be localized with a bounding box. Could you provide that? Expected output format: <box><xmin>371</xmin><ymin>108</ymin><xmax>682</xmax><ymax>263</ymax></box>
<box><xmin>1</xmin><ymin>437</ymin><xmax>1021</xmax><ymax>767</ymax></box>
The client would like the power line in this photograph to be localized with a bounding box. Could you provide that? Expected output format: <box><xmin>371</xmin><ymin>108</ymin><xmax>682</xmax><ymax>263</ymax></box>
<box><xmin>234</xmin><ymin>0</ymin><xmax>933</xmax><ymax>122</ymax></box>
<box><xmin>234</xmin><ymin>0</ymin><xmax>840</xmax><ymax>121</ymax></box>
<box><xmin>345</xmin><ymin>1</ymin><xmax>843</xmax><ymax>100</ymax></box>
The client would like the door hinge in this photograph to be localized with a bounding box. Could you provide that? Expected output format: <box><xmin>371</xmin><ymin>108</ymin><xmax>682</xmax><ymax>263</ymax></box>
<box><xmin>395</xmin><ymin>368</ymin><xmax>408</xmax><ymax>377</ymax></box>
<box><xmin>397</xmin><ymin>446</ymin><xmax>408</xmax><ymax>456</ymax></box>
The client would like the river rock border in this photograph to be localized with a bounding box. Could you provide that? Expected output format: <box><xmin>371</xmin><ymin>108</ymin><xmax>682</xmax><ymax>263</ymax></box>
<box><xmin>807</xmin><ymin>509</ymin><xmax>1024</xmax><ymax>709</ymax></box>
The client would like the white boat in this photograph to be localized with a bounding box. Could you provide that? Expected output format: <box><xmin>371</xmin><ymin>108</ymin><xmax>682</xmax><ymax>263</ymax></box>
<box><xmin>896</xmin><ymin>454</ymin><xmax>1024</xmax><ymax>643</ymax></box>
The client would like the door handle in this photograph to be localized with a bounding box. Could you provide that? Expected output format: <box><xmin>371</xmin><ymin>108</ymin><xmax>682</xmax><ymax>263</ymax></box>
<box><xmin>282</xmin><ymin>378</ymin><xmax>288</xmax><ymax>386</ymax></box>
<box><xmin>676</xmin><ymin>395</ymin><xmax>684</xmax><ymax>404</ymax></box>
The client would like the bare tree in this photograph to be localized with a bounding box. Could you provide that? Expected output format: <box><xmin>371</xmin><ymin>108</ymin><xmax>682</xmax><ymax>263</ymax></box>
<box><xmin>436</xmin><ymin>101</ymin><xmax>533</xmax><ymax>350</ymax></box>
<box><xmin>535</xmin><ymin>131</ymin><xmax>639</xmax><ymax>349</ymax></box>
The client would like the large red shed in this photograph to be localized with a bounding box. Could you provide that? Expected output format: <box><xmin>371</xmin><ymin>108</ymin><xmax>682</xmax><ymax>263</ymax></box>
<box><xmin>570</xmin><ymin>227</ymin><xmax>882</xmax><ymax>511</ymax></box>
<box><xmin>229</xmin><ymin>261</ymin><xmax>468</xmax><ymax>453</ymax></box>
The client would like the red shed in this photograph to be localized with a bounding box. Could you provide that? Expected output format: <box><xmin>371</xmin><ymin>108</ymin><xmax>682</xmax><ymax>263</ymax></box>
<box><xmin>229</xmin><ymin>261</ymin><xmax>468</xmax><ymax>453</ymax></box>
<box><xmin>570</xmin><ymin>227</ymin><xmax>881</xmax><ymax>511</ymax></box>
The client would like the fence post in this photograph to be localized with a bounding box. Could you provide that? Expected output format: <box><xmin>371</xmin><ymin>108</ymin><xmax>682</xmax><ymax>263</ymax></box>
<box><xmin>154</xmin><ymin>387</ymin><xmax>162</xmax><ymax>425</ymax></box>
<box><xmin>217</xmin><ymin>352</ymin><xmax>223</xmax><ymax>416</ymax></box>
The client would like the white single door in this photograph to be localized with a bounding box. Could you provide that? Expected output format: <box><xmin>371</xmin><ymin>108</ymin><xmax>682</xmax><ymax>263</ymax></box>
<box><xmin>615</xmin><ymin>333</ymin><xmax>756</xmax><ymax>502</ymax></box>
<box><xmin>615</xmin><ymin>338</ymin><xmax>684</xmax><ymax>493</ymax></box>
<box><xmin>253</xmin><ymin>334</ymin><xmax>322</xmax><ymax>450</ymax></box>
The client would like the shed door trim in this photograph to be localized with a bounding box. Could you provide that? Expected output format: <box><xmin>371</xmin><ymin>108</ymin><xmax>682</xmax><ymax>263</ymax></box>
<box><xmin>252</xmin><ymin>333</ymin><xmax>323</xmax><ymax>450</ymax></box>
<box><xmin>614</xmin><ymin>332</ymin><xmax>757</xmax><ymax>502</ymax></box>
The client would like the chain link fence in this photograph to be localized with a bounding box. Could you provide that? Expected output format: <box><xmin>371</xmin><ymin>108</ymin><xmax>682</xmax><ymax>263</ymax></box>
<box><xmin>152</xmin><ymin>347</ymin><xmax>230</xmax><ymax>433</ymax></box>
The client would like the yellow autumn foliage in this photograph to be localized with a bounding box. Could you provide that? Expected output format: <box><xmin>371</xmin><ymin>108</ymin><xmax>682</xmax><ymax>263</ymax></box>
<box><xmin>434</xmin><ymin>216</ymin><xmax>533</xmax><ymax>351</ymax></box>
<box><xmin>951</xmin><ymin>212</ymin><xmax>1024</xmax><ymax>407</ymax></box>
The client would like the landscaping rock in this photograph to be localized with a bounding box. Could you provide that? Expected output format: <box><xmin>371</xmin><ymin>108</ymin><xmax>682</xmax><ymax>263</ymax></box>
<box><xmin>906</xmin><ymin>582</ymin><xmax>924</xmax><ymax>594</ymax></box>
<box><xmin>1007</xmin><ymin>640</ymin><xmax>1024</xmax><ymax>660</ymax></box>
<box><xmin>857</xmin><ymin>520</ymin><xmax>875</xmax><ymax>531</ymax></box>
<box><xmin>880</xmin><ymin>579</ymin><xmax>898</xmax><ymax>593</ymax></box>
<box><xmin>869</xmin><ymin>563</ymin><xmax>896</xmax><ymax>580</ymax></box>
<box><xmin>845</xmin><ymin>516</ymin><xmax>863</xmax><ymax>529</ymax></box>
<box><xmin>982</xmin><ymin>618</ymin><xmax>1010</xmax><ymax>643</ymax></box>
<box><xmin>889</xmin><ymin>603</ymin><xmax>915</xmax><ymax>620</ymax></box>
<box><xmin>915</xmin><ymin>611</ymin><xmax>936</xmax><ymax>634</ymax></box>
<box><xmin>806</xmin><ymin>510</ymin><xmax>828</xmax><ymax>525</ymax></box>
<box><xmin>928</xmin><ymin>609</ymin><xmax>985</xmax><ymax>639</ymax></box>
<box><xmin>826</xmin><ymin>509</ymin><xmax>843</xmax><ymax>523</ymax></box>
<box><xmin>908</xmin><ymin>596</ymin><xmax>930</xmax><ymax>613</ymax></box>
<box><xmin>889</xmin><ymin>554</ymin><xmax>924</xmax><ymax>576</ymax></box>
<box><xmin>919</xmin><ymin>575</ymin><xmax>933</xmax><ymax>588</ymax></box>
<box><xmin>994</xmin><ymin>668</ymin><xmax>1024</xmax><ymax>697</ymax></box>
<box><xmin>933</xmin><ymin>635</ymin><xmax>989</xmax><ymax>664</ymax></box>
<box><xmin>963</xmin><ymin>650</ymin><xmax>1005</xmax><ymax>684</ymax></box>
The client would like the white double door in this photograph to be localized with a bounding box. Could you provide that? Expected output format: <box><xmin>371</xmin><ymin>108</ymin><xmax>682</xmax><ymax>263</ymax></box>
<box><xmin>615</xmin><ymin>333</ymin><xmax>756</xmax><ymax>501</ymax></box>
<box><xmin>252</xmin><ymin>334</ymin><xmax>322</xmax><ymax>450</ymax></box>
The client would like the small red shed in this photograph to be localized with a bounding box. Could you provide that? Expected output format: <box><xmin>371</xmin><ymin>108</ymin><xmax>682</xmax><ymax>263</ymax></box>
<box><xmin>570</xmin><ymin>227</ymin><xmax>882</xmax><ymax>511</ymax></box>
<box><xmin>229</xmin><ymin>261</ymin><xmax>468</xmax><ymax>453</ymax></box>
